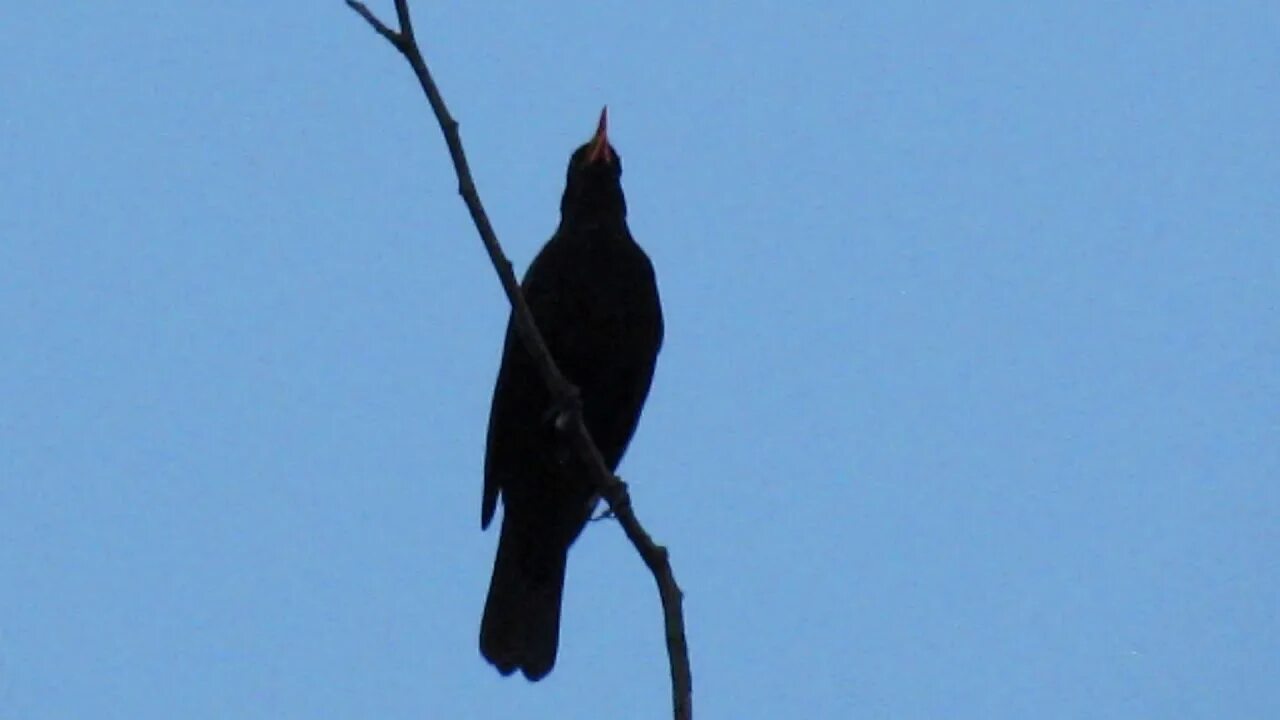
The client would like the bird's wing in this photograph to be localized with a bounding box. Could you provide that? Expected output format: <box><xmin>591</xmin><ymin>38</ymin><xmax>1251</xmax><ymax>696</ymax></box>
<box><xmin>481</xmin><ymin>245</ymin><xmax>567</xmax><ymax>529</ymax></box>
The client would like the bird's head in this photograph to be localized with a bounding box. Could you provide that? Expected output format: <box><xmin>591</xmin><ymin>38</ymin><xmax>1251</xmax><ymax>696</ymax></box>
<box><xmin>560</xmin><ymin>107</ymin><xmax>626</xmax><ymax>223</ymax></box>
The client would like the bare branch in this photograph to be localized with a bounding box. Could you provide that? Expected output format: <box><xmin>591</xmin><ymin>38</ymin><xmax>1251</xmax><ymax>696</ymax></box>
<box><xmin>345</xmin><ymin>2</ymin><xmax>692</xmax><ymax>718</ymax></box>
<box><xmin>393</xmin><ymin>0</ymin><xmax>415</xmax><ymax>41</ymax></box>
<box><xmin>343</xmin><ymin>1</ymin><xmax>402</xmax><ymax>48</ymax></box>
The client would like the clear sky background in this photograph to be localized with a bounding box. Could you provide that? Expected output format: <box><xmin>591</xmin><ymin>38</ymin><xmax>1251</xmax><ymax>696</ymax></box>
<box><xmin>2</xmin><ymin>2</ymin><xmax>1276</xmax><ymax>718</ymax></box>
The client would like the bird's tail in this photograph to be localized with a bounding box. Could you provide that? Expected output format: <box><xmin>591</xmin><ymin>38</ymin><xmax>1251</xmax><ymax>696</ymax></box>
<box><xmin>479</xmin><ymin>514</ymin><xmax>569</xmax><ymax>681</ymax></box>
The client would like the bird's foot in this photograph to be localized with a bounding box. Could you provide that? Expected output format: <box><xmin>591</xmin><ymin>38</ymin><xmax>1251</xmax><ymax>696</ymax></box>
<box><xmin>541</xmin><ymin>384</ymin><xmax>584</xmax><ymax>433</ymax></box>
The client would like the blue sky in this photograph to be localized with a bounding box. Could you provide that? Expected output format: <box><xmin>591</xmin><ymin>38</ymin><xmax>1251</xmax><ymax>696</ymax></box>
<box><xmin>2</xmin><ymin>2</ymin><xmax>1276</xmax><ymax>718</ymax></box>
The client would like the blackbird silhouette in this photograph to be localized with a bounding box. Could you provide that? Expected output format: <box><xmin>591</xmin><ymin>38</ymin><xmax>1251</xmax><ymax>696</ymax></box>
<box><xmin>479</xmin><ymin>108</ymin><xmax>664</xmax><ymax>681</ymax></box>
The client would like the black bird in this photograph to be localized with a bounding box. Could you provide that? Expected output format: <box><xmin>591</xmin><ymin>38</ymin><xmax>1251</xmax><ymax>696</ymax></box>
<box><xmin>479</xmin><ymin>108</ymin><xmax>664</xmax><ymax>681</ymax></box>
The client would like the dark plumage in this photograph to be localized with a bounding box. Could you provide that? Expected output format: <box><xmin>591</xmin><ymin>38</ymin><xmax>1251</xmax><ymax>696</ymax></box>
<box><xmin>479</xmin><ymin>109</ymin><xmax>664</xmax><ymax>681</ymax></box>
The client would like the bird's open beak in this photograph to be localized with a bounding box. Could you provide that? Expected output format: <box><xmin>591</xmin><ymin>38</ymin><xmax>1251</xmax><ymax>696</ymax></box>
<box><xmin>585</xmin><ymin>106</ymin><xmax>614</xmax><ymax>165</ymax></box>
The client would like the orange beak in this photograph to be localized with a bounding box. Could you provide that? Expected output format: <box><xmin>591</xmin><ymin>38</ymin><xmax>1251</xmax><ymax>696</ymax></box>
<box><xmin>585</xmin><ymin>106</ymin><xmax>613</xmax><ymax>165</ymax></box>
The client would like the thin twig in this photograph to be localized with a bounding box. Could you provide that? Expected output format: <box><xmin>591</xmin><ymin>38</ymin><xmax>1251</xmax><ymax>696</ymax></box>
<box><xmin>345</xmin><ymin>1</ymin><xmax>402</xmax><ymax>48</ymax></box>
<box><xmin>344</xmin><ymin>3</ymin><xmax>692</xmax><ymax>719</ymax></box>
